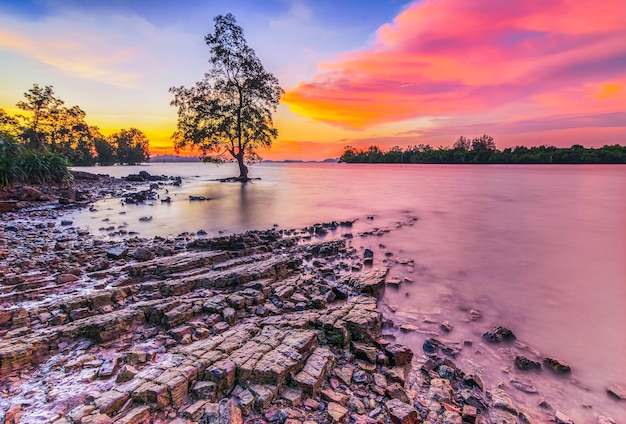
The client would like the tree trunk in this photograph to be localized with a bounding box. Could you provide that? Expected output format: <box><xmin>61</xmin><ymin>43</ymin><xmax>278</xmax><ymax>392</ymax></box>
<box><xmin>236</xmin><ymin>153</ymin><xmax>248</xmax><ymax>181</ymax></box>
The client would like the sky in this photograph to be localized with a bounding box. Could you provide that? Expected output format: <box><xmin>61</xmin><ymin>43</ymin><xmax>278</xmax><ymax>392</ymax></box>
<box><xmin>0</xmin><ymin>0</ymin><xmax>625</xmax><ymax>160</ymax></box>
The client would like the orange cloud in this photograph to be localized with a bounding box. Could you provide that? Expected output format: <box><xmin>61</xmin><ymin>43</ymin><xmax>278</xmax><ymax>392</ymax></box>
<box><xmin>283</xmin><ymin>0</ymin><xmax>626</xmax><ymax>129</ymax></box>
<box><xmin>592</xmin><ymin>83</ymin><xmax>624</xmax><ymax>100</ymax></box>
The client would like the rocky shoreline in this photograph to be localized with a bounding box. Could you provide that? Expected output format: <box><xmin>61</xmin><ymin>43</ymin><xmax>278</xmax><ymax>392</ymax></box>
<box><xmin>0</xmin><ymin>175</ymin><xmax>623</xmax><ymax>424</ymax></box>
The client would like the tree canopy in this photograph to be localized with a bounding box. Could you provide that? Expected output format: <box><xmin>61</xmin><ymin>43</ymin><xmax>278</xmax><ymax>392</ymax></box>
<box><xmin>170</xmin><ymin>13</ymin><xmax>283</xmax><ymax>180</ymax></box>
<box><xmin>0</xmin><ymin>84</ymin><xmax>151</xmax><ymax>167</ymax></box>
<box><xmin>339</xmin><ymin>136</ymin><xmax>626</xmax><ymax>164</ymax></box>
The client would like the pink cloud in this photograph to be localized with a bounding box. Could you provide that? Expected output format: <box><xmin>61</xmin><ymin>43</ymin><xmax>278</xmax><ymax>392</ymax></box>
<box><xmin>282</xmin><ymin>0</ymin><xmax>626</xmax><ymax>130</ymax></box>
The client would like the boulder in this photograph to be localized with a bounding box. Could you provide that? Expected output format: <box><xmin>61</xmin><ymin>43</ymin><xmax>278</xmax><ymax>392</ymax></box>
<box><xmin>543</xmin><ymin>357</ymin><xmax>571</xmax><ymax>374</ymax></box>
<box><xmin>482</xmin><ymin>326</ymin><xmax>516</xmax><ymax>343</ymax></box>
<box><xmin>205</xmin><ymin>360</ymin><xmax>237</xmax><ymax>396</ymax></box>
<box><xmin>490</xmin><ymin>389</ymin><xmax>516</xmax><ymax>413</ymax></box>
<box><xmin>515</xmin><ymin>355</ymin><xmax>541</xmax><ymax>371</ymax></box>
<box><xmin>327</xmin><ymin>402</ymin><xmax>349</xmax><ymax>422</ymax></box>
<box><xmin>385</xmin><ymin>344</ymin><xmax>413</xmax><ymax>366</ymax></box>
<box><xmin>385</xmin><ymin>398</ymin><xmax>418</xmax><ymax>424</ymax></box>
<box><xmin>107</xmin><ymin>246</ymin><xmax>128</xmax><ymax>259</ymax></box>
<box><xmin>115</xmin><ymin>406</ymin><xmax>151</xmax><ymax>424</ymax></box>
<box><xmin>94</xmin><ymin>390</ymin><xmax>130</xmax><ymax>415</ymax></box>
<box><xmin>13</xmin><ymin>187</ymin><xmax>45</xmax><ymax>201</ymax></box>
<box><xmin>607</xmin><ymin>384</ymin><xmax>626</xmax><ymax>400</ymax></box>
<box><xmin>293</xmin><ymin>347</ymin><xmax>336</xmax><ymax>395</ymax></box>
<box><xmin>133</xmin><ymin>248</ymin><xmax>154</xmax><ymax>262</ymax></box>
<box><xmin>349</xmin><ymin>267</ymin><xmax>388</xmax><ymax>294</ymax></box>
<box><xmin>555</xmin><ymin>411</ymin><xmax>574</xmax><ymax>424</ymax></box>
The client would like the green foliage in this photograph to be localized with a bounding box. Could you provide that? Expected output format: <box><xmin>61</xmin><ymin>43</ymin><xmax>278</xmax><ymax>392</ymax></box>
<box><xmin>15</xmin><ymin>151</ymin><xmax>73</xmax><ymax>185</ymax></box>
<box><xmin>339</xmin><ymin>136</ymin><xmax>626</xmax><ymax>164</ymax></box>
<box><xmin>111</xmin><ymin>128</ymin><xmax>150</xmax><ymax>165</ymax></box>
<box><xmin>0</xmin><ymin>139</ymin><xmax>72</xmax><ymax>188</ymax></box>
<box><xmin>93</xmin><ymin>138</ymin><xmax>117</xmax><ymax>166</ymax></box>
<box><xmin>2</xmin><ymin>84</ymin><xmax>152</xmax><ymax>167</ymax></box>
<box><xmin>0</xmin><ymin>135</ymin><xmax>22</xmax><ymax>188</ymax></box>
<box><xmin>170</xmin><ymin>13</ymin><xmax>283</xmax><ymax>179</ymax></box>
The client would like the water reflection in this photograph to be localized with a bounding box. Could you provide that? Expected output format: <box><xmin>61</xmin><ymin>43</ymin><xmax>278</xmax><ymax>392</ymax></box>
<box><xmin>71</xmin><ymin>163</ymin><xmax>626</xmax><ymax>421</ymax></box>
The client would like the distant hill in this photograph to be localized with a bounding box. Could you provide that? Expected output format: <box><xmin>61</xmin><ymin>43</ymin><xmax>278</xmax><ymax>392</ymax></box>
<box><xmin>150</xmin><ymin>155</ymin><xmax>201</xmax><ymax>163</ymax></box>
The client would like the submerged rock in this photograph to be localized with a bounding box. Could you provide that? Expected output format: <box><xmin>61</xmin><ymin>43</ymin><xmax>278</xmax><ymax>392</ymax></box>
<box><xmin>482</xmin><ymin>326</ymin><xmax>516</xmax><ymax>343</ymax></box>
<box><xmin>543</xmin><ymin>357</ymin><xmax>571</xmax><ymax>374</ymax></box>
<box><xmin>607</xmin><ymin>383</ymin><xmax>626</xmax><ymax>400</ymax></box>
<box><xmin>515</xmin><ymin>355</ymin><xmax>542</xmax><ymax>371</ymax></box>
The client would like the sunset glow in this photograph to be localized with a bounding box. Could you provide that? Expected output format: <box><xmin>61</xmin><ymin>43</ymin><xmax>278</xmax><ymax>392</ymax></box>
<box><xmin>1</xmin><ymin>0</ymin><xmax>624</xmax><ymax>160</ymax></box>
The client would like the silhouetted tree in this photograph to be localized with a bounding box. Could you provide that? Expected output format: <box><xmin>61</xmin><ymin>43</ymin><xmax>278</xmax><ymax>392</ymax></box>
<box><xmin>111</xmin><ymin>128</ymin><xmax>150</xmax><ymax>165</ymax></box>
<box><xmin>94</xmin><ymin>137</ymin><xmax>117</xmax><ymax>166</ymax></box>
<box><xmin>16</xmin><ymin>84</ymin><xmax>64</xmax><ymax>150</ymax></box>
<box><xmin>453</xmin><ymin>136</ymin><xmax>471</xmax><ymax>150</ymax></box>
<box><xmin>0</xmin><ymin>108</ymin><xmax>20</xmax><ymax>138</ymax></box>
<box><xmin>170</xmin><ymin>13</ymin><xmax>283</xmax><ymax>180</ymax></box>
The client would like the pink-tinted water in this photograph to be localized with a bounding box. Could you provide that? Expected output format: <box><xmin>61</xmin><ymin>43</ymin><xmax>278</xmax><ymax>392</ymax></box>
<box><xmin>72</xmin><ymin>162</ymin><xmax>626</xmax><ymax>421</ymax></box>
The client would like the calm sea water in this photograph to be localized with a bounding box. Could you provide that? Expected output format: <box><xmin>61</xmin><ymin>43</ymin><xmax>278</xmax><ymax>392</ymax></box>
<box><xmin>72</xmin><ymin>162</ymin><xmax>626</xmax><ymax>421</ymax></box>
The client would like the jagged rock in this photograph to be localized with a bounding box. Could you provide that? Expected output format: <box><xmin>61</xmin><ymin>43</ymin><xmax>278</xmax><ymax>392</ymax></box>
<box><xmin>155</xmin><ymin>370</ymin><xmax>189</xmax><ymax>407</ymax></box>
<box><xmin>385</xmin><ymin>398</ymin><xmax>418</xmax><ymax>424</ymax></box>
<box><xmin>373</xmin><ymin>372</ymin><xmax>387</xmax><ymax>389</ymax></box>
<box><xmin>555</xmin><ymin>411</ymin><xmax>574</xmax><ymax>424</ymax></box>
<box><xmin>543</xmin><ymin>357</ymin><xmax>571</xmax><ymax>374</ymax></box>
<box><xmin>131</xmin><ymin>382</ymin><xmax>171</xmax><ymax>409</ymax></box>
<box><xmin>440</xmin><ymin>320</ymin><xmax>453</xmax><ymax>332</ymax></box>
<box><xmin>347</xmin><ymin>395</ymin><xmax>366</xmax><ymax>414</ymax></box>
<box><xmin>192</xmin><ymin>381</ymin><xmax>217</xmax><ymax>402</ymax></box>
<box><xmin>515</xmin><ymin>355</ymin><xmax>542</xmax><ymax>371</ymax></box>
<box><xmin>598</xmin><ymin>416</ymin><xmax>617</xmax><ymax>424</ymax></box>
<box><xmin>82</xmin><ymin>413</ymin><xmax>114</xmax><ymax>423</ymax></box>
<box><xmin>482</xmin><ymin>326</ymin><xmax>516</xmax><ymax>343</ymax></box>
<box><xmin>464</xmin><ymin>373</ymin><xmax>484</xmax><ymax>391</ymax></box>
<box><xmin>386</xmin><ymin>383</ymin><xmax>410</xmax><ymax>404</ymax></box>
<box><xmin>202</xmin><ymin>398</ymin><xmax>243</xmax><ymax>424</ymax></box>
<box><xmin>281</xmin><ymin>387</ymin><xmax>303</xmax><ymax>406</ymax></box>
<box><xmin>94</xmin><ymin>390</ymin><xmax>130</xmax><ymax>415</ymax></box>
<box><xmin>348</xmin><ymin>267</ymin><xmax>388</xmax><ymax>294</ymax></box>
<box><xmin>327</xmin><ymin>402</ymin><xmax>349</xmax><ymax>422</ymax></box>
<box><xmin>428</xmin><ymin>378</ymin><xmax>453</xmax><ymax>403</ymax></box>
<box><xmin>334</xmin><ymin>364</ymin><xmax>354</xmax><ymax>386</ymax></box>
<box><xmin>462</xmin><ymin>405</ymin><xmax>477</xmax><ymax>423</ymax></box>
<box><xmin>293</xmin><ymin>347</ymin><xmax>336</xmax><ymax>394</ymax></box>
<box><xmin>57</xmin><ymin>273</ymin><xmax>80</xmax><ymax>284</ymax></box>
<box><xmin>423</xmin><ymin>337</ymin><xmax>442</xmax><ymax>354</ymax></box>
<box><xmin>321</xmin><ymin>389</ymin><xmax>348</xmax><ymax>405</ymax></box>
<box><xmin>107</xmin><ymin>246</ymin><xmax>128</xmax><ymax>259</ymax></box>
<box><xmin>133</xmin><ymin>248</ymin><xmax>154</xmax><ymax>262</ymax></box>
<box><xmin>67</xmin><ymin>405</ymin><xmax>97</xmax><ymax>422</ymax></box>
<box><xmin>184</xmin><ymin>400</ymin><xmax>209</xmax><ymax>421</ymax></box>
<box><xmin>352</xmin><ymin>341</ymin><xmax>377</xmax><ymax>363</ymax></box>
<box><xmin>13</xmin><ymin>187</ymin><xmax>45</xmax><ymax>201</ymax></box>
<box><xmin>249</xmin><ymin>384</ymin><xmax>277</xmax><ymax>409</ymax></box>
<box><xmin>385</xmin><ymin>343</ymin><xmax>413</xmax><ymax>366</ymax></box>
<box><xmin>116</xmin><ymin>364</ymin><xmax>138</xmax><ymax>383</ymax></box>
<box><xmin>205</xmin><ymin>360</ymin><xmax>237</xmax><ymax>396</ymax></box>
<box><xmin>490</xmin><ymin>389</ymin><xmax>517</xmax><ymax>413</ymax></box>
<box><xmin>488</xmin><ymin>408</ymin><xmax>520</xmax><ymax>424</ymax></box>
<box><xmin>443</xmin><ymin>410</ymin><xmax>463</xmax><ymax>424</ymax></box>
<box><xmin>0</xmin><ymin>343</ymin><xmax>32</xmax><ymax>373</ymax></box>
<box><xmin>510</xmin><ymin>378</ymin><xmax>538</xmax><ymax>394</ymax></box>
<box><xmin>98</xmin><ymin>356</ymin><xmax>121</xmax><ymax>379</ymax></box>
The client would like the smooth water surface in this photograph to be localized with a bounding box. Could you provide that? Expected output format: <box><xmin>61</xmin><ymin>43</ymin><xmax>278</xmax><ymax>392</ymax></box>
<box><xmin>72</xmin><ymin>162</ymin><xmax>626</xmax><ymax>420</ymax></box>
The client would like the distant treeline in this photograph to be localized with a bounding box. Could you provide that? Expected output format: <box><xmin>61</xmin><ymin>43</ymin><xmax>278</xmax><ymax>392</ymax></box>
<box><xmin>340</xmin><ymin>135</ymin><xmax>626</xmax><ymax>164</ymax></box>
<box><xmin>0</xmin><ymin>84</ymin><xmax>150</xmax><ymax>167</ymax></box>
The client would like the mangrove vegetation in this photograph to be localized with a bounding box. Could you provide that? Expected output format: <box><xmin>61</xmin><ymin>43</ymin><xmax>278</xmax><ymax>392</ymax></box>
<box><xmin>339</xmin><ymin>135</ymin><xmax>626</xmax><ymax>164</ymax></box>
